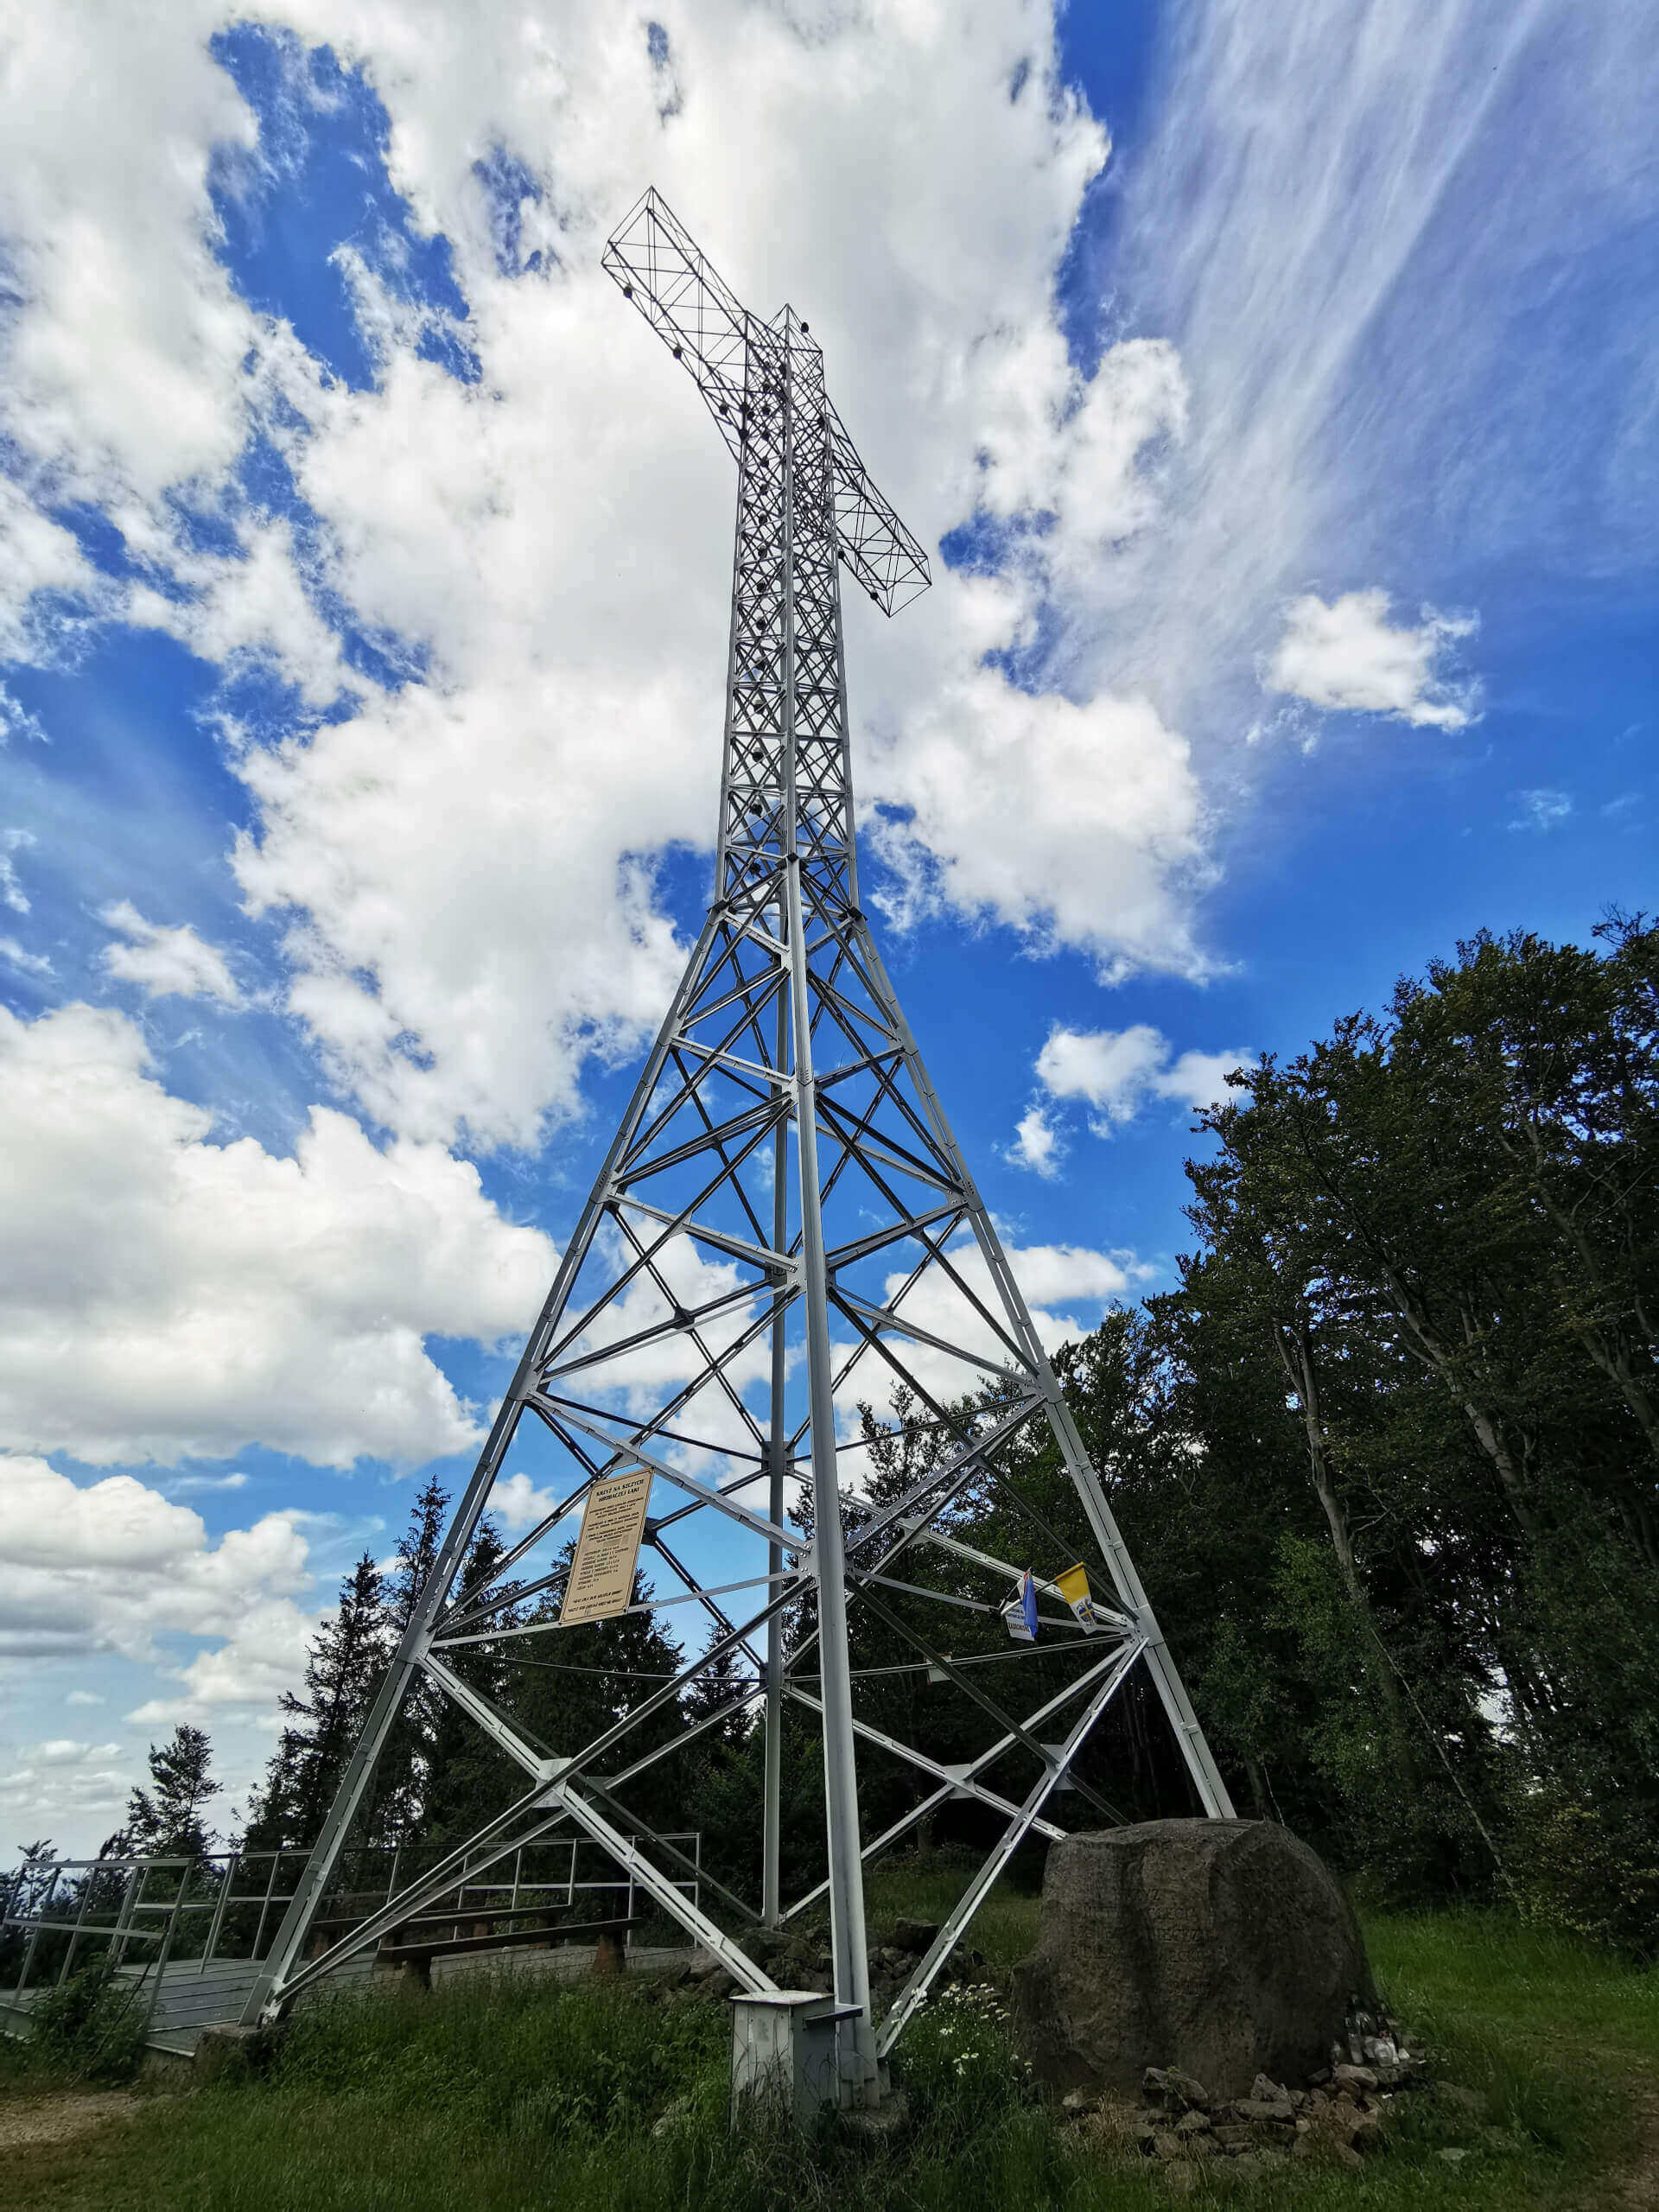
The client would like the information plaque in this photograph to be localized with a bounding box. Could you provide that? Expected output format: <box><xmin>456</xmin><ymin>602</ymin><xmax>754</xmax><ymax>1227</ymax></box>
<box><xmin>560</xmin><ymin>1467</ymin><xmax>652</xmax><ymax>1624</ymax></box>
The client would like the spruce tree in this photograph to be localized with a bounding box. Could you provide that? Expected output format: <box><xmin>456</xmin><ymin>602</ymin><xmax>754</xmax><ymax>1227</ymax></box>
<box><xmin>413</xmin><ymin>1515</ymin><xmax>533</xmax><ymax>1862</ymax></box>
<box><xmin>123</xmin><ymin>1725</ymin><xmax>220</xmax><ymax>1860</ymax></box>
<box><xmin>245</xmin><ymin>1555</ymin><xmax>388</xmax><ymax>1851</ymax></box>
<box><xmin>372</xmin><ymin>1477</ymin><xmax>451</xmax><ymax>1847</ymax></box>
<box><xmin>682</xmin><ymin>1638</ymin><xmax>755</xmax><ymax>1740</ymax></box>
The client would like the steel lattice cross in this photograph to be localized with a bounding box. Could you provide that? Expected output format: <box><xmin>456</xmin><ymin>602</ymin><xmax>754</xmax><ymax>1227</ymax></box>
<box><xmin>242</xmin><ymin>189</ymin><xmax>1234</xmax><ymax>2105</ymax></box>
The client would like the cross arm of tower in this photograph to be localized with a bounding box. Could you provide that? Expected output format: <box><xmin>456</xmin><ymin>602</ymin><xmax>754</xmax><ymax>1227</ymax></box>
<box><xmin>601</xmin><ymin>186</ymin><xmax>749</xmax><ymax>455</ymax></box>
<box><xmin>822</xmin><ymin>395</ymin><xmax>932</xmax><ymax>614</ymax></box>
<box><xmin>603</xmin><ymin>187</ymin><xmax>932</xmax><ymax>617</ymax></box>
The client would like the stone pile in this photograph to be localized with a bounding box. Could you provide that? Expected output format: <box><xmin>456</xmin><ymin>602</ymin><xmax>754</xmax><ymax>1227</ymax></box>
<box><xmin>1063</xmin><ymin>2047</ymin><xmax>1421</xmax><ymax>2190</ymax></box>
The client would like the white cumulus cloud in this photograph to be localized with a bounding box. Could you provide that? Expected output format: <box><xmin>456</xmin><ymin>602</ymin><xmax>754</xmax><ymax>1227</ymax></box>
<box><xmin>868</xmin><ymin>678</ymin><xmax>1210</xmax><ymax>980</ymax></box>
<box><xmin>0</xmin><ymin>1452</ymin><xmax>311</xmax><ymax>1668</ymax></box>
<box><xmin>1</xmin><ymin>938</ymin><xmax>54</xmax><ymax>977</ymax></box>
<box><xmin>99</xmin><ymin>900</ymin><xmax>243</xmax><ymax>1007</ymax></box>
<box><xmin>1028</xmin><ymin>1023</ymin><xmax>1252</xmax><ymax>1143</ymax></box>
<box><xmin>0</xmin><ymin>1001</ymin><xmax>555</xmax><ymax>1466</ymax></box>
<box><xmin>1007</xmin><ymin>1105</ymin><xmax>1062</xmax><ymax>1179</ymax></box>
<box><xmin>0</xmin><ymin>1736</ymin><xmax>134</xmax><ymax>1841</ymax></box>
<box><xmin>1262</xmin><ymin>588</ymin><xmax>1478</xmax><ymax>729</ymax></box>
<box><xmin>0</xmin><ymin>3</ymin><xmax>1236</xmax><ymax>1151</ymax></box>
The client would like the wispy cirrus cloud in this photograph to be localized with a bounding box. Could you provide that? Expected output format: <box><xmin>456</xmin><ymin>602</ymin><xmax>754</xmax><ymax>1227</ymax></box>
<box><xmin>1510</xmin><ymin>788</ymin><xmax>1573</xmax><ymax>833</ymax></box>
<box><xmin>1062</xmin><ymin>0</ymin><xmax>1655</xmax><ymax>751</ymax></box>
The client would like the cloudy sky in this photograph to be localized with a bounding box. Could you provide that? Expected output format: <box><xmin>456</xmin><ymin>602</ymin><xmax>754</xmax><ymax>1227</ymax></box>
<box><xmin>3</xmin><ymin>0</ymin><xmax>1655</xmax><ymax>1854</ymax></box>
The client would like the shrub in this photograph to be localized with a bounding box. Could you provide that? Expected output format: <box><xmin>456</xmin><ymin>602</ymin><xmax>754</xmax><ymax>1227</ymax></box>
<box><xmin>27</xmin><ymin>1960</ymin><xmax>150</xmax><ymax>2084</ymax></box>
<box><xmin>1509</xmin><ymin>1792</ymin><xmax>1659</xmax><ymax>1961</ymax></box>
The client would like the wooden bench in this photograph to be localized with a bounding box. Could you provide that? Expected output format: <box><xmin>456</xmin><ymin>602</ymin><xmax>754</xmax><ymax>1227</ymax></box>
<box><xmin>374</xmin><ymin>1916</ymin><xmax>639</xmax><ymax>1985</ymax></box>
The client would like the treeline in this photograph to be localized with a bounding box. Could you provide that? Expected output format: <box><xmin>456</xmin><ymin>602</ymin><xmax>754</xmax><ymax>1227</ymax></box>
<box><xmin>21</xmin><ymin>918</ymin><xmax>1650</xmax><ymax>1961</ymax></box>
<box><xmin>1100</xmin><ymin>915</ymin><xmax>1659</xmax><ymax>1950</ymax></box>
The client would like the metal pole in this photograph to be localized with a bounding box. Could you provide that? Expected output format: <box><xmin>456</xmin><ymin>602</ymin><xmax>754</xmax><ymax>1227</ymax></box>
<box><xmin>200</xmin><ymin>1852</ymin><xmax>237</xmax><ymax>1974</ymax></box>
<box><xmin>140</xmin><ymin>1872</ymin><xmax>188</xmax><ymax>2049</ymax></box>
<box><xmin>109</xmin><ymin>1862</ymin><xmax>139</xmax><ymax>1971</ymax></box>
<box><xmin>779</xmin><ymin>321</ymin><xmax>876</xmax><ymax>2103</ymax></box>
<box><xmin>251</xmin><ymin>1850</ymin><xmax>282</xmax><ymax>1963</ymax></box>
<box><xmin>762</xmin><ymin>890</ymin><xmax>790</xmax><ymax>1928</ymax></box>
<box><xmin>12</xmin><ymin>1865</ymin><xmax>59</xmax><ymax>2005</ymax></box>
<box><xmin>852</xmin><ymin>918</ymin><xmax>1236</xmax><ymax>1822</ymax></box>
<box><xmin>58</xmin><ymin>1864</ymin><xmax>94</xmax><ymax>1985</ymax></box>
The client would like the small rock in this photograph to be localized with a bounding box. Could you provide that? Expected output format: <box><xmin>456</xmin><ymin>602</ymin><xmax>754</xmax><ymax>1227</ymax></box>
<box><xmin>1211</xmin><ymin>2124</ymin><xmax>1254</xmax><ymax>2151</ymax></box>
<box><xmin>1062</xmin><ymin>2088</ymin><xmax>1095</xmax><ymax>2114</ymax></box>
<box><xmin>1439</xmin><ymin>2146</ymin><xmax>1469</xmax><ymax>2164</ymax></box>
<box><xmin>1152</xmin><ymin>2129</ymin><xmax>1187</xmax><ymax>2159</ymax></box>
<box><xmin>1161</xmin><ymin>2160</ymin><xmax>1201</xmax><ymax>2196</ymax></box>
<box><xmin>892</xmin><ymin>1917</ymin><xmax>940</xmax><ymax>1955</ymax></box>
<box><xmin>1316</xmin><ymin>2097</ymin><xmax>1377</xmax><ymax>2152</ymax></box>
<box><xmin>1144</xmin><ymin>2064</ymin><xmax>1211</xmax><ymax>2110</ymax></box>
<box><xmin>1185</xmin><ymin>2132</ymin><xmax>1224</xmax><ymax>2159</ymax></box>
<box><xmin>1333</xmin><ymin>2063</ymin><xmax>1378</xmax><ymax>2093</ymax></box>
<box><xmin>1173</xmin><ymin>2107</ymin><xmax>1213</xmax><ymax>2137</ymax></box>
<box><xmin>1251</xmin><ymin>2072</ymin><xmax>1290</xmax><ymax>2102</ymax></box>
<box><xmin>1236</xmin><ymin>2095</ymin><xmax>1296</xmax><ymax>2125</ymax></box>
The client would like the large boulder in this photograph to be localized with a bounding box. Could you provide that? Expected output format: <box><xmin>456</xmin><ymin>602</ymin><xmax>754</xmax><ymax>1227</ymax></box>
<box><xmin>1011</xmin><ymin>1820</ymin><xmax>1375</xmax><ymax>2100</ymax></box>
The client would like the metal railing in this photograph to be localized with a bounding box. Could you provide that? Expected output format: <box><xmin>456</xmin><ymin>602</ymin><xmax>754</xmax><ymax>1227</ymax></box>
<box><xmin>1</xmin><ymin>1833</ymin><xmax>702</xmax><ymax>2035</ymax></box>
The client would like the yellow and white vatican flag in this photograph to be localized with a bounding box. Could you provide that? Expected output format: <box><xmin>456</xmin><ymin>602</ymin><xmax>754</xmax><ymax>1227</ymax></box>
<box><xmin>1055</xmin><ymin>1563</ymin><xmax>1103</xmax><ymax>1634</ymax></box>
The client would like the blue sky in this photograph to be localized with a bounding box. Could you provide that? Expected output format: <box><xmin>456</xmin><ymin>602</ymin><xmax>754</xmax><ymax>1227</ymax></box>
<box><xmin>2</xmin><ymin>0</ymin><xmax>1653</xmax><ymax>1851</ymax></box>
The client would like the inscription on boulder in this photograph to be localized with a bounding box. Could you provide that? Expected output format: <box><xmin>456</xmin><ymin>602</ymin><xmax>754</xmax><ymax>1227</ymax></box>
<box><xmin>1011</xmin><ymin>1819</ymin><xmax>1376</xmax><ymax>2100</ymax></box>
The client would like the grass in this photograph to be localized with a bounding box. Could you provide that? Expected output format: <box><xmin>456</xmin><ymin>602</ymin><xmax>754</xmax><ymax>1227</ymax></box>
<box><xmin>2</xmin><ymin>1885</ymin><xmax>1654</xmax><ymax>2212</ymax></box>
<box><xmin>863</xmin><ymin>1851</ymin><xmax>1045</xmax><ymax>1972</ymax></box>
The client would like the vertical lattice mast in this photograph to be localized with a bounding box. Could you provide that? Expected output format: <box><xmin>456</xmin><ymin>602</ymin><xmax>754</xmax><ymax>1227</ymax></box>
<box><xmin>243</xmin><ymin>192</ymin><xmax>1232</xmax><ymax>2107</ymax></box>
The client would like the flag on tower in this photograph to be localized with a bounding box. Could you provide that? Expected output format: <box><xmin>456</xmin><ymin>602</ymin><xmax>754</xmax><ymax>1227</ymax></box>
<box><xmin>1055</xmin><ymin>1562</ymin><xmax>1101</xmax><ymax>1633</ymax></box>
<box><xmin>1021</xmin><ymin>1567</ymin><xmax>1039</xmax><ymax>1640</ymax></box>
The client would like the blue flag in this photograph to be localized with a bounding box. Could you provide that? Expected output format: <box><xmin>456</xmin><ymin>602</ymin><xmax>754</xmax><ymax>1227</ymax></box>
<box><xmin>1021</xmin><ymin>1567</ymin><xmax>1039</xmax><ymax>1640</ymax></box>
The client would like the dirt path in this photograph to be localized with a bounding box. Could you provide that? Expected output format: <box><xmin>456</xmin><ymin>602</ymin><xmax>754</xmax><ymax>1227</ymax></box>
<box><xmin>0</xmin><ymin>2092</ymin><xmax>148</xmax><ymax>2152</ymax></box>
<box><xmin>1606</xmin><ymin>2074</ymin><xmax>1659</xmax><ymax>2211</ymax></box>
